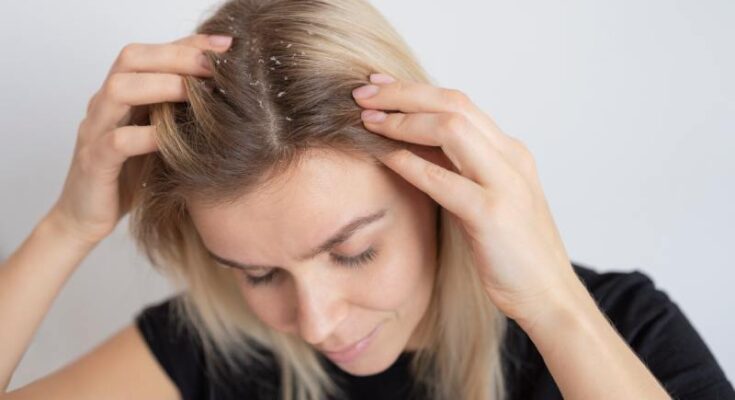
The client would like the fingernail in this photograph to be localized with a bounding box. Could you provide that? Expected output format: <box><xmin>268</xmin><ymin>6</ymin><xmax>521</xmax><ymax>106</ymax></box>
<box><xmin>362</xmin><ymin>110</ymin><xmax>387</xmax><ymax>123</ymax></box>
<box><xmin>199</xmin><ymin>54</ymin><xmax>211</xmax><ymax>71</ymax></box>
<box><xmin>353</xmin><ymin>84</ymin><xmax>380</xmax><ymax>99</ymax></box>
<box><xmin>370</xmin><ymin>73</ymin><xmax>395</xmax><ymax>84</ymax></box>
<box><xmin>209</xmin><ymin>35</ymin><xmax>233</xmax><ymax>48</ymax></box>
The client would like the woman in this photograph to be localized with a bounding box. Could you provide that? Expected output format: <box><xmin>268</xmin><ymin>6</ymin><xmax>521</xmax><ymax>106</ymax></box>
<box><xmin>0</xmin><ymin>0</ymin><xmax>732</xmax><ymax>399</ymax></box>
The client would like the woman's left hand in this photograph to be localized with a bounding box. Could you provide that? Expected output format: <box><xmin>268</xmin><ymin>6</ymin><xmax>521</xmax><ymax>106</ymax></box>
<box><xmin>352</xmin><ymin>73</ymin><xmax>586</xmax><ymax>330</ymax></box>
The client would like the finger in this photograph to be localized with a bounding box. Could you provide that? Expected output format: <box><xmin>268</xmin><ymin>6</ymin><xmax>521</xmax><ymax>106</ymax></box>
<box><xmin>86</xmin><ymin>73</ymin><xmax>187</xmax><ymax>134</ymax></box>
<box><xmin>362</xmin><ymin>110</ymin><xmax>517</xmax><ymax>189</ymax></box>
<box><xmin>379</xmin><ymin>148</ymin><xmax>490</xmax><ymax>232</ymax></box>
<box><xmin>103</xmin><ymin>34</ymin><xmax>233</xmax><ymax>81</ymax></box>
<box><xmin>353</xmin><ymin>76</ymin><xmax>517</xmax><ymax>157</ymax></box>
<box><xmin>90</xmin><ymin>125</ymin><xmax>158</xmax><ymax>175</ymax></box>
<box><xmin>171</xmin><ymin>33</ymin><xmax>234</xmax><ymax>51</ymax></box>
<box><xmin>109</xmin><ymin>42</ymin><xmax>215</xmax><ymax>76</ymax></box>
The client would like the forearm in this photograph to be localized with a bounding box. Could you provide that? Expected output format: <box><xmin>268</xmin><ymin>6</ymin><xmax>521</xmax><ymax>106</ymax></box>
<box><xmin>0</xmin><ymin>211</ymin><xmax>98</xmax><ymax>392</ymax></box>
<box><xmin>520</xmin><ymin>277</ymin><xmax>672</xmax><ymax>400</ymax></box>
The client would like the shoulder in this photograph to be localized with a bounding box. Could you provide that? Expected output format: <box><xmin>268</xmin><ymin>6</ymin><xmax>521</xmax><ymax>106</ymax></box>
<box><xmin>134</xmin><ymin>293</ymin><xmax>283</xmax><ymax>400</ymax></box>
<box><xmin>573</xmin><ymin>262</ymin><xmax>734</xmax><ymax>397</ymax></box>
<box><xmin>135</xmin><ymin>294</ymin><xmax>208</xmax><ymax>399</ymax></box>
<box><xmin>502</xmin><ymin>261</ymin><xmax>735</xmax><ymax>400</ymax></box>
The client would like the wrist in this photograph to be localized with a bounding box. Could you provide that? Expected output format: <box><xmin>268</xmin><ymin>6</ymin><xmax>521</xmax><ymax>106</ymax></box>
<box><xmin>513</xmin><ymin>275</ymin><xmax>673</xmax><ymax>399</ymax></box>
<box><xmin>36</xmin><ymin>209</ymin><xmax>102</xmax><ymax>253</ymax></box>
<box><xmin>515</xmin><ymin>275</ymin><xmax>597</xmax><ymax>340</ymax></box>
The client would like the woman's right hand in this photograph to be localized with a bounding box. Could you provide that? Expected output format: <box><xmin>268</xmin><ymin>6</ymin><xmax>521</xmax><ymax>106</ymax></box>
<box><xmin>46</xmin><ymin>34</ymin><xmax>233</xmax><ymax>247</ymax></box>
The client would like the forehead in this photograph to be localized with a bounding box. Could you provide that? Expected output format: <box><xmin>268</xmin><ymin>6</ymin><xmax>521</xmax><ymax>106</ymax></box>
<box><xmin>187</xmin><ymin>150</ymin><xmax>398</xmax><ymax>263</ymax></box>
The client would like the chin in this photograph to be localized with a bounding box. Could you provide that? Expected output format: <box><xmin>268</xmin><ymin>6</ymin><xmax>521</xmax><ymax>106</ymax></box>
<box><xmin>328</xmin><ymin>337</ymin><xmax>406</xmax><ymax>377</ymax></box>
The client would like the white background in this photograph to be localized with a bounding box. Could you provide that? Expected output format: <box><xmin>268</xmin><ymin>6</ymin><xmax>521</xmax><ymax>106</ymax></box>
<box><xmin>1</xmin><ymin>0</ymin><xmax>733</xmax><ymax>390</ymax></box>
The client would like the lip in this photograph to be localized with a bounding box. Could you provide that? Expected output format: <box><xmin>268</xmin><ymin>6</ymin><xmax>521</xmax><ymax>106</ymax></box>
<box><xmin>321</xmin><ymin>323</ymin><xmax>383</xmax><ymax>364</ymax></box>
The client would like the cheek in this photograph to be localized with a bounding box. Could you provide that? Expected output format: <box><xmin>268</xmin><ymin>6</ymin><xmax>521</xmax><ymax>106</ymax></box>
<box><xmin>353</xmin><ymin>239</ymin><xmax>434</xmax><ymax>311</ymax></box>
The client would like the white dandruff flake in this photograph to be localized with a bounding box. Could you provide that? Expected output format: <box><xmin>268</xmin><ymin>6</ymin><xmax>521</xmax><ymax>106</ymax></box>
<box><xmin>258</xmin><ymin>99</ymin><xmax>264</xmax><ymax>108</ymax></box>
<box><xmin>284</xmin><ymin>76</ymin><xmax>289</xmax><ymax>81</ymax></box>
<box><xmin>277</xmin><ymin>91</ymin><xmax>286</xmax><ymax>97</ymax></box>
<box><xmin>285</xmin><ymin>116</ymin><xmax>293</xmax><ymax>121</ymax></box>
<box><xmin>218</xmin><ymin>88</ymin><xmax>226</xmax><ymax>94</ymax></box>
<box><xmin>286</xmin><ymin>43</ymin><xmax>293</xmax><ymax>48</ymax></box>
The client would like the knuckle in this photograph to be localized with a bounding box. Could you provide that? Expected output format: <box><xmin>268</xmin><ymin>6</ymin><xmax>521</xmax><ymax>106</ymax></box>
<box><xmin>77</xmin><ymin>118</ymin><xmax>92</xmax><ymax>140</ymax></box>
<box><xmin>109</xmin><ymin>128</ymin><xmax>128</xmax><ymax>152</ymax></box>
<box><xmin>118</xmin><ymin>43</ymin><xmax>141</xmax><ymax>66</ymax></box>
<box><xmin>86</xmin><ymin>92</ymin><xmax>98</xmax><ymax>114</ymax></box>
<box><xmin>76</xmin><ymin>146</ymin><xmax>96</xmax><ymax>176</ymax></box>
<box><xmin>102</xmin><ymin>73</ymin><xmax>125</xmax><ymax>103</ymax></box>
<box><xmin>424</xmin><ymin>161</ymin><xmax>451</xmax><ymax>183</ymax></box>
<box><xmin>391</xmin><ymin>80</ymin><xmax>405</xmax><ymax>93</ymax></box>
<box><xmin>391</xmin><ymin>113</ymin><xmax>409</xmax><ymax>133</ymax></box>
<box><xmin>440</xmin><ymin>112</ymin><xmax>470</xmax><ymax>136</ymax></box>
<box><xmin>77</xmin><ymin>117</ymin><xmax>90</xmax><ymax>134</ymax></box>
<box><xmin>472</xmin><ymin>189</ymin><xmax>496</xmax><ymax>221</ymax></box>
<box><xmin>509</xmin><ymin>136</ymin><xmax>529</xmax><ymax>153</ymax></box>
<box><xmin>481</xmin><ymin>184</ymin><xmax>511</xmax><ymax>216</ymax></box>
<box><xmin>444</xmin><ymin>88</ymin><xmax>470</xmax><ymax>110</ymax></box>
<box><xmin>504</xmin><ymin>170</ymin><xmax>534</xmax><ymax>204</ymax></box>
<box><xmin>172</xmin><ymin>74</ymin><xmax>187</xmax><ymax>95</ymax></box>
<box><xmin>76</xmin><ymin>119</ymin><xmax>98</xmax><ymax>145</ymax></box>
<box><xmin>388</xmin><ymin>148</ymin><xmax>412</xmax><ymax>169</ymax></box>
<box><xmin>171</xmin><ymin>44</ymin><xmax>189</xmax><ymax>62</ymax></box>
<box><xmin>509</xmin><ymin>136</ymin><xmax>537</xmax><ymax>171</ymax></box>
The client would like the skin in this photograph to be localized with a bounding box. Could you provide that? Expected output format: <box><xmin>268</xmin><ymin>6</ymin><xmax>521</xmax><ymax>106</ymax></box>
<box><xmin>188</xmin><ymin>149</ymin><xmax>439</xmax><ymax>376</ymax></box>
<box><xmin>0</xmin><ymin>32</ymin><xmax>673</xmax><ymax>399</ymax></box>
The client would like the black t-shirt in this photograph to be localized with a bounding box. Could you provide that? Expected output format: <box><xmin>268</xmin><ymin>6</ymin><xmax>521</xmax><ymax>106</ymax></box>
<box><xmin>134</xmin><ymin>262</ymin><xmax>735</xmax><ymax>399</ymax></box>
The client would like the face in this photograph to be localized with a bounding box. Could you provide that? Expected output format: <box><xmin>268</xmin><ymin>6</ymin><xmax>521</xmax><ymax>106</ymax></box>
<box><xmin>188</xmin><ymin>149</ymin><xmax>439</xmax><ymax>376</ymax></box>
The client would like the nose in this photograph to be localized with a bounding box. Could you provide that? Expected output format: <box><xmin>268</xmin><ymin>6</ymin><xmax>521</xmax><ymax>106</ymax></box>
<box><xmin>293</xmin><ymin>275</ymin><xmax>348</xmax><ymax>346</ymax></box>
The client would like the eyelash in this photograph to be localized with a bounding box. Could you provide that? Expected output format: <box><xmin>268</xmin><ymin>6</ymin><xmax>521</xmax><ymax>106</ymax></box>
<box><xmin>243</xmin><ymin>247</ymin><xmax>378</xmax><ymax>287</ymax></box>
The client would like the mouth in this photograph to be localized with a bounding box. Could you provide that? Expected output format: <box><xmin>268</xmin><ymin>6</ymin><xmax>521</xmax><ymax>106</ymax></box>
<box><xmin>320</xmin><ymin>322</ymin><xmax>384</xmax><ymax>364</ymax></box>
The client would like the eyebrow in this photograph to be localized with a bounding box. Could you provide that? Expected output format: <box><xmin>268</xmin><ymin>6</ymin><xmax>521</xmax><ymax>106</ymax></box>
<box><xmin>206</xmin><ymin>208</ymin><xmax>388</xmax><ymax>271</ymax></box>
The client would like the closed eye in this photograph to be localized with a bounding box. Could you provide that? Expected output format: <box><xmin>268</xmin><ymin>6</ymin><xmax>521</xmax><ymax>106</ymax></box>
<box><xmin>331</xmin><ymin>246</ymin><xmax>378</xmax><ymax>267</ymax></box>
<box><xmin>242</xmin><ymin>246</ymin><xmax>378</xmax><ymax>287</ymax></box>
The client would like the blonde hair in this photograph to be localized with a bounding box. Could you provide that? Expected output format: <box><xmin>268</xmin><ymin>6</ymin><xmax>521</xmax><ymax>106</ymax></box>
<box><xmin>120</xmin><ymin>0</ymin><xmax>507</xmax><ymax>398</ymax></box>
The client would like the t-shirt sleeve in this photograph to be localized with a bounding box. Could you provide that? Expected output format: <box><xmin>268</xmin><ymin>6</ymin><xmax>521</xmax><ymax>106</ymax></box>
<box><xmin>573</xmin><ymin>264</ymin><xmax>735</xmax><ymax>399</ymax></box>
<box><xmin>134</xmin><ymin>295</ymin><xmax>206</xmax><ymax>400</ymax></box>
